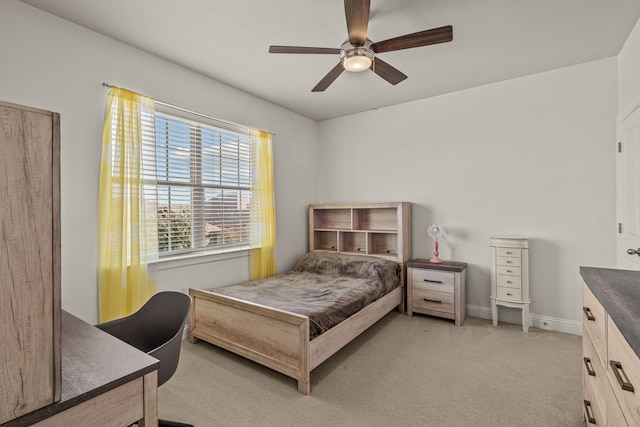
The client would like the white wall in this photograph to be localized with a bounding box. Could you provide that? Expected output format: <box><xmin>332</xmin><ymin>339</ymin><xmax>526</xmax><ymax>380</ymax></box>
<box><xmin>317</xmin><ymin>58</ymin><xmax>618</xmax><ymax>329</ymax></box>
<box><xmin>0</xmin><ymin>0</ymin><xmax>318</xmax><ymax>323</ymax></box>
<box><xmin>619</xmin><ymin>16</ymin><xmax>640</xmax><ymax>114</ymax></box>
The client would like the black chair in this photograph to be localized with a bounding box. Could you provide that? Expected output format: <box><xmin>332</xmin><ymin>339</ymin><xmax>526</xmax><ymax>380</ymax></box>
<box><xmin>96</xmin><ymin>291</ymin><xmax>193</xmax><ymax>427</ymax></box>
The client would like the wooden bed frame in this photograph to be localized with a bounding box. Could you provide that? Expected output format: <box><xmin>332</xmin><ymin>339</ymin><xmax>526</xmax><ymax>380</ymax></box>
<box><xmin>188</xmin><ymin>202</ymin><xmax>411</xmax><ymax>394</ymax></box>
<box><xmin>188</xmin><ymin>285</ymin><xmax>403</xmax><ymax>394</ymax></box>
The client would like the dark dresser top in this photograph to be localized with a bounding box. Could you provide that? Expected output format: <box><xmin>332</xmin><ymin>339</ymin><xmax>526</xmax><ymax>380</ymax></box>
<box><xmin>406</xmin><ymin>259</ymin><xmax>467</xmax><ymax>272</ymax></box>
<box><xmin>580</xmin><ymin>266</ymin><xmax>640</xmax><ymax>358</ymax></box>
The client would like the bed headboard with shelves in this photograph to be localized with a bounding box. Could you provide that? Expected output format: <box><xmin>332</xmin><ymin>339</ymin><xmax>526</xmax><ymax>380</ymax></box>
<box><xmin>308</xmin><ymin>202</ymin><xmax>411</xmax><ymax>273</ymax></box>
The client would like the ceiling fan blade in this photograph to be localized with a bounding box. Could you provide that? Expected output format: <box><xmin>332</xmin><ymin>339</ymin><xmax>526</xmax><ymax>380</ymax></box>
<box><xmin>344</xmin><ymin>0</ymin><xmax>370</xmax><ymax>47</ymax></box>
<box><xmin>312</xmin><ymin>63</ymin><xmax>345</xmax><ymax>92</ymax></box>
<box><xmin>371</xmin><ymin>57</ymin><xmax>407</xmax><ymax>85</ymax></box>
<box><xmin>371</xmin><ymin>25</ymin><xmax>453</xmax><ymax>53</ymax></box>
<box><xmin>269</xmin><ymin>46</ymin><xmax>341</xmax><ymax>54</ymax></box>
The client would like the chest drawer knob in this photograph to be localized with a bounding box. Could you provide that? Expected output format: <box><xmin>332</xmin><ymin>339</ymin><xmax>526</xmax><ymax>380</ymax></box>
<box><xmin>583</xmin><ymin>357</ymin><xmax>596</xmax><ymax>376</ymax></box>
<box><xmin>423</xmin><ymin>279</ymin><xmax>443</xmax><ymax>284</ymax></box>
<box><xmin>610</xmin><ymin>360</ymin><xmax>635</xmax><ymax>392</ymax></box>
<box><xmin>582</xmin><ymin>307</ymin><xmax>595</xmax><ymax>321</ymax></box>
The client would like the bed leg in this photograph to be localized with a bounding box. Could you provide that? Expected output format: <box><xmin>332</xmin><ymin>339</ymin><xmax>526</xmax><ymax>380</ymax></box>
<box><xmin>297</xmin><ymin>380</ymin><xmax>310</xmax><ymax>395</ymax></box>
<box><xmin>397</xmin><ymin>289</ymin><xmax>406</xmax><ymax>314</ymax></box>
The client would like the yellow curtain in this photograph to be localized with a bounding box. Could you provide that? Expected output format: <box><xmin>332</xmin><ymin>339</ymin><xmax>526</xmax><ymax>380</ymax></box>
<box><xmin>250</xmin><ymin>129</ymin><xmax>276</xmax><ymax>279</ymax></box>
<box><xmin>98</xmin><ymin>87</ymin><xmax>158</xmax><ymax>322</ymax></box>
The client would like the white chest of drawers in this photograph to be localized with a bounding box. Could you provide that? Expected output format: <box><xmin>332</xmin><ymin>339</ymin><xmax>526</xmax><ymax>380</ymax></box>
<box><xmin>490</xmin><ymin>236</ymin><xmax>530</xmax><ymax>332</ymax></box>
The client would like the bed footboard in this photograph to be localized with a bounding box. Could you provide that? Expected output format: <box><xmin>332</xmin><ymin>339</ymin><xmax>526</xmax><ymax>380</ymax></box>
<box><xmin>188</xmin><ymin>288</ymin><xmax>311</xmax><ymax>394</ymax></box>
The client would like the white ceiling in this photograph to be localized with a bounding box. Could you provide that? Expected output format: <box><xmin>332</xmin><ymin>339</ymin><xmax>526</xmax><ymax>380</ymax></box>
<box><xmin>18</xmin><ymin>0</ymin><xmax>640</xmax><ymax>121</ymax></box>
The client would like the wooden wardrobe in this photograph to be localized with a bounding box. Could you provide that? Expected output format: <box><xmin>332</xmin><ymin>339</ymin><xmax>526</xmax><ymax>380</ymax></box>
<box><xmin>0</xmin><ymin>101</ymin><xmax>61</xmax><ymax>424</ymax></box>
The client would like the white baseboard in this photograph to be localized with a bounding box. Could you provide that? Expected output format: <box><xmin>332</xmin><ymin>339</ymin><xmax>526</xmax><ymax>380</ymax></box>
<box><xmin>466</xmin><ymin>305</ymin><xmax>582</xmax><ymax>336</ymax></box>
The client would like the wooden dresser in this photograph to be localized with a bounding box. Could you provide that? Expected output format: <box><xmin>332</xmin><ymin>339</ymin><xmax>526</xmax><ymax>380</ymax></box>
<box><xmin>406</xmin><ymin>259</ymin><xmax>467</xmax><ymax>326</ymax></box>
<box><xmin>581</xmin><ymin>267</ymin><xmax>640</xmax><ymax>426</ymax></box>
<box><xmin>0</xmin><ymin>101</ymin><xmax>61</xmax><ymax>424</ymax></box>
<box><xmin>490</xmin><ymin>235</ymin><xmax>530</xmax><ymax>332</ymax></box>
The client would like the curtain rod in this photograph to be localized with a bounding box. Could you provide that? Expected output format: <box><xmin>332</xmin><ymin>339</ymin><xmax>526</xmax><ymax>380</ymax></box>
<box><xmin>101</xmin><ymin>82</ymin><xmax>274</xmax><ymax>136</ymax></box>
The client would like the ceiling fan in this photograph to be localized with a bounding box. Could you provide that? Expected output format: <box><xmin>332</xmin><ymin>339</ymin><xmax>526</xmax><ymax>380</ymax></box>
<box><xmin>268</xmin><ymin>0</ymin><xmax>453</xmax><ymax>92</ymax></box>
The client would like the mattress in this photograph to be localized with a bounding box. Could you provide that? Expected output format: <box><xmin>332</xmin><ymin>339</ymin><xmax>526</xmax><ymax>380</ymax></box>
<box><xmin>207</xmin><ymin>252</ymin><xmax>401</xmax><ymax>339</ymax></box>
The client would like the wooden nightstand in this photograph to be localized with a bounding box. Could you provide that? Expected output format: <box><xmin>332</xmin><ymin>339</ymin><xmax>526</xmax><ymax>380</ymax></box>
<box><xmin>406</xmin><ymin>259</ymin><xmax>467</xmax><ymax>326</ymax></box>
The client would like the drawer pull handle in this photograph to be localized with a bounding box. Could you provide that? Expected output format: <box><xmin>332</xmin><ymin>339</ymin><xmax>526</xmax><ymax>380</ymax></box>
<box><xmin>506</xmin><ymin>270</ymin><xmax>513</xmax><ymax>273</ymax></box>
<box><xmin>610</xmin><ymin>360</ymin><xmax>635</xmax><ymax>392</ymax></box>
<box><xmin>506</xmin><ymin>251</ymin><xmax>513</xmax><ymax>255</ymax></box>
<box><xmin>506</xmin><ymin>261</ymin><xmax>512</xmax><ymax>264</ymax></box>
<box><xmin>583</xmin><ymin>357</ymin><xmax>596</xmax><ymax>376</ymax></box>
<box><xmin>331</xmin><ymin>246</ymin><xmax>337</xmax><ymax>250</ymax></box>
<box><xmin>423</xmin><ymin>279</ymin><xmax>443</xmax><ymax>284</ymax></box>
<box><xmin>507</xmin><ymin>293</ymin><xmax>513</xmax><ymax>296</ymax></box>
<box><xmin>583</xmin><ymin>400</ymin><xmax>596</xmax><ymax>425</ymax></box>
<box><xmin>507</xmin><ymin>281</ymin><xmax>513</xmax><ymax>284</ymax></box>
<box><xmin>423</xmin><ymin>298</ymin><xmax>442</xmax><ymax>304</ymax></box>
<box><xmin>582</xmin><ymin>307</ymin><xmax>595</xmax><ymax>321</ymax></box>
<box><xmin>357</xmin><ymin>247</ymin><xmax>366</xmax><ymax>252</ymax></box>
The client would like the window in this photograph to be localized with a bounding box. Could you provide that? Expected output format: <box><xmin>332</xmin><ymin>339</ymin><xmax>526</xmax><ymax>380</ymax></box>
<box><xmin>145</xmin><ymin>112</ymin><xmax>252</xmax><ymax>256</ymax></box>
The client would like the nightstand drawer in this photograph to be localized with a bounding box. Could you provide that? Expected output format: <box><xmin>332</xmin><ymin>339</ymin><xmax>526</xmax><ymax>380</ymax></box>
<box><xmin>497</xmin><ymin>275</ymin><xmax>521</xmax><ymax>289</ymax></box>
<box><xmin>497</xmin><ymin>286</ymin><xmax>522</xmax><ymax>301</ymax></box>
<box><xmin>496</xmin><ymin>265</ymin><xmax>521</xmax><ymax>276</ymax></box>
<box><xmin>411</xmin><ymin>269</ymin><xmax>454</xmax><ymax>293</ymax></box>
<box><xmin>496</xmin><ymin>247</ymin><xmax>520</xmax><ymax>258</ymax></box>
<box><xmin>497</xmin><ymin>256</ymin><xmax>521</xmax><ymax>267</ymax></box>
<box><xmin>412</xmin><ymin>288</ymin><xmax>454</xmax><ymax>314</ymax></box>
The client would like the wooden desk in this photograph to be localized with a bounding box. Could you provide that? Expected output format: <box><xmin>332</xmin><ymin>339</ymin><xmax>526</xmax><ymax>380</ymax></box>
<box><xmin>3</xmin><ymin>311</ymin><xmax>159</xmax><ymax>427</ymax></box>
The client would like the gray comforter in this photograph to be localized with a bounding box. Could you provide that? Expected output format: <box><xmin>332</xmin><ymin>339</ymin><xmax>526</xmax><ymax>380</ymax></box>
<box><xmin>208</xmin><ymin>252</ymin><xmax>401</xmax><ymax>339</ymax></box>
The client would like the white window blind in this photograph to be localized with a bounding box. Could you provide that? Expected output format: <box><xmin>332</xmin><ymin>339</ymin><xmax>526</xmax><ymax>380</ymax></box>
<box><xmin>148</xmin><ymin>112</ymin><xmax>252</xmax><ymax>256</ymax></box>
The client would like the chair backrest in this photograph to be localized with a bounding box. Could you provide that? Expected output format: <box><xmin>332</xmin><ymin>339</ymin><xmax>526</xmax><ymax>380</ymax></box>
<box><xmin>96</xmin><ymin>291</ymin><xmax>192</xmax><ymax>387</ymax></box>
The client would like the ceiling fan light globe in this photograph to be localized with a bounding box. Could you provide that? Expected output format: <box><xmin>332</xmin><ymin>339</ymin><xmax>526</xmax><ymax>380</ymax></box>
<box><xmin>343</xmin><ymin>55</ymin><xmax>372</xmax><ymax>72</ymax></box>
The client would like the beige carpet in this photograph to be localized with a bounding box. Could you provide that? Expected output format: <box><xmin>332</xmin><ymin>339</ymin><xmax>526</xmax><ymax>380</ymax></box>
<box><xmin>159</xmin><ymin>313</ymin><xmax>583</xmax><ymax>427</ymax></box>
